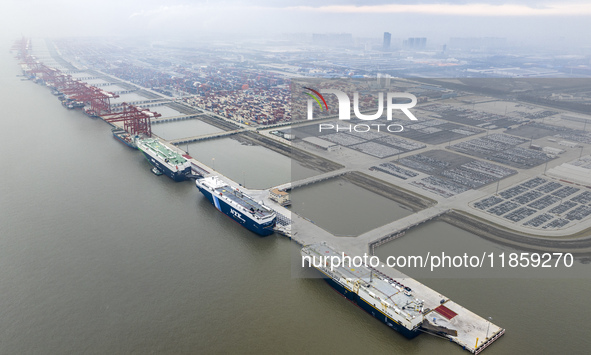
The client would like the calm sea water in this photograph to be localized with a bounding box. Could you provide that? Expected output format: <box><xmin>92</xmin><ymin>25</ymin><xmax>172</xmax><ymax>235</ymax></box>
<box><xmin>290</xmin><ymin>178</ymin><xmax>413</xmax><ymax>236</ymax></box>
<box><xmin>1</xmin><ymin>40</ymin><xmax>590</xmax><ymax>354</ymax></box>
<box><xmin>186</xmin><ymin>137</ymin><xmax>318</xmax><ymax>190</ymax></box>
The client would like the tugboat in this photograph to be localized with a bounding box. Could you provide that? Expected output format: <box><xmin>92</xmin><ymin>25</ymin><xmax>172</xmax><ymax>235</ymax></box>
<box><xmin>151</xmin><ymin>167</ymin><xmax>163</xmax><ymax>176</ymax></box>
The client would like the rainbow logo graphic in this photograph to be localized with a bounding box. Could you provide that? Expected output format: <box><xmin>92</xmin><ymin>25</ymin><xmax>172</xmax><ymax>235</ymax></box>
<box><xmin>303</xmin><ymin>87</ymin><xmax>328</xmax><ymax>112</ymax></box>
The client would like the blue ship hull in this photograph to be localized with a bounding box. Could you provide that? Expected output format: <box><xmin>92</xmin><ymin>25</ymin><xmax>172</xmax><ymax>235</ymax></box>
<box><xmin>319</xmin><ymin>270</ymin><xmax>421</xmax><ymax>339</ymax></box>
<box><xmin>196</xmin><ymin>182</ymin><xmax>275</xmax><ymax>236</ymax></box>
<box><xmin>140</xmin><ymin>150</ymin><xmax>190</xmax><ymax>182</ymax></box>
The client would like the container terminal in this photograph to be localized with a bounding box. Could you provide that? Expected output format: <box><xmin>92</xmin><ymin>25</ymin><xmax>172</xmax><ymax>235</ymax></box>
<box><xmin>15</xmin><ymin>36</ymin><xmax>591</xmax><ymax>353</ymax></box>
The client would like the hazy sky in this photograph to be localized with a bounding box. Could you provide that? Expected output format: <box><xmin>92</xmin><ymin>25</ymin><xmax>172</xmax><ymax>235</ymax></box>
<box><xmin>2</xmin><ymin>1</ymin><xmax>590</xmax><ymax>47</ymax></box>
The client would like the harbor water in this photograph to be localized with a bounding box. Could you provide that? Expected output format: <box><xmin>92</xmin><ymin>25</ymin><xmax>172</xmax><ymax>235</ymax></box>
<box><xmin>186</xmin><ymin>137</ymin><xmax>318</xmax><ymax>189</ymax></box>
<box><xmin>290</xmin><ymin>177</ymin><xmax>414</xmax><ymax>236</ymax></box>
<box><xmin>1</xmin><ymin>42</ymin><xmax>591</xmax><ymax>354</ymax></box>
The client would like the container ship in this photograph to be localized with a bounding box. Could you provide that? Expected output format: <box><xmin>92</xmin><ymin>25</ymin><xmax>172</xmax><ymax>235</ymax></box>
<box><xmin>136</xmin><ymin>138</ymin><xmax>191</xmax><ymax>181</ymax></box>
<box><xmin>301</xmin><ymin>243</ymin><xmax>425</xmax><ymax>339</ymax></box>
<box><xmin>111</xmin><ymin>128</ymin><xmax>138</xmax><ymax>149</ymax></box>
<box><xmin>61</xmin><ymin>98</ymin><xmax>84</xmax><ymax>109</ymax></box>
<box><xmin>195</xmin><ymin>176</ymin><xmax>276</xmax><ymax>236</ymax></box>
<box><xmin>84</xmin><ymin>107</ymin><xmax>100</xmax><ymax>118</ymax></box>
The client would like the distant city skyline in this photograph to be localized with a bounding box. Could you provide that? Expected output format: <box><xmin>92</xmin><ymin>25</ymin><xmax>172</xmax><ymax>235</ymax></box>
<box><xmin>1</xmin><ymin>1</ymin><xmax>590</xmax><ymax>51</ymax></box>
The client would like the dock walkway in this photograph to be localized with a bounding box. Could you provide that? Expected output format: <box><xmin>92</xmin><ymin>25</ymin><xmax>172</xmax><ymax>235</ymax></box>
<box><xmin>170</xmin><ymin>129</ymin><xmax>248</xmax><ymax>145</ymax></box>
<box><xmin>273</xmin><ymin>168</ymin><xmax>353</xmax><ymax>192</ymax></box>
<box><xmin>151</xmin><ymin>113</ymin><xmax>203</xmax><ymax>124</ymax></box>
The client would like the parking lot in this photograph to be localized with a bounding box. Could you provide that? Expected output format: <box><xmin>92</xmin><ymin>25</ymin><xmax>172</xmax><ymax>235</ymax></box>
<box><xmin>419</xmin><ymin>103</ymin><xmax>525</xmax><ymax>128</ymax></box>
<box><xmin>472</xmin><ymin>176</ymin><xmax>591</xmax><ymax>230</ymax></box>
<box><xmin>507</xmin><ymin>122</ymin><xmax>591</xmax><ymax>144</ymax></box>
<box><xmin>293</xmin><ymin>121</ymin><xmax>427</xmax><ymax>158</ymax></box>
<box><xmin>369</xmin><ymin>162</ymin><xmax>418</xmax><ymax>180</ymax></box>
<box><xmin>449</xmin><ymin>133</ymin><xmax>554</xmax><ymax>169</ymax></box>
<box><xmin>370</xmin><ymin>150</ymin><xmax>516</xmax><ymax>197</ymax></box>
<box><xmin>397</xmin><ymin>118</ymin><xmax>484</xmax><ymax>144</ymax></box>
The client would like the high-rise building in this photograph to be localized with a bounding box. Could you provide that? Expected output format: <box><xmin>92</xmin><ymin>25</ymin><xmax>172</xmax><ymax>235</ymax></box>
<box><xmin>383</xmin><ymin>32</ymin><xmax>391</xmax><ymax>51</ymax></box>
<box><xmin>377</xmin><ymin>73</ymin><xmax>391</xmax><ymax>87</ymax></box>
<box><xmin>403</xmin><ymin>37</ymin><xmax>427</xmax><ymax>49</ymax></box>
<box><xmin>418</xmin><ymin>37</ymin><xmax>426</xmax><ymax>49</ymax></box>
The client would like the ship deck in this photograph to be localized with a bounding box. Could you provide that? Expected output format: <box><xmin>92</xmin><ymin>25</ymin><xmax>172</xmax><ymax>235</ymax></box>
<box><xmin>214</xmin><ymin>185</ymin><xmax>275</xmax><ymax>219</ymax></box>
<box><xmin>302</xmin><ymin>243</ymin><xmax>504</xmax><ymax>354</ymax></box>
<box><xmin>140</xmin><ymin>139</ymin><xmax>187</xmax><ymax>165</ymax></box>
<box><xmin>307</xmin><ymin>243</ymin><xmax>424</xmax><ymax>320</ymax></box>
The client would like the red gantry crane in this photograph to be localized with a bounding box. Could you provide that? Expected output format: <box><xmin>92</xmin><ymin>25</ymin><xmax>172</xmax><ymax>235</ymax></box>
<box><xmin>13</xmin><ymin>37</ymin><xmax>118</xmax><ymax>117</ymax></box>
<box><xmin>60</xmin><ymin>82</ymin><xmax>119</xmax><ymax>116</ymax></box>
<box><xmin>102</xmin><ymin>103</ymin><xmax>160</xmax><ymax>137</ymax></box>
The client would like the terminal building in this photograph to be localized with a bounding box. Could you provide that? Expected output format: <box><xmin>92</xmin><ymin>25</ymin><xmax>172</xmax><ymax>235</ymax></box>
<box><xmin>302</xmin><ymin>136</ymin><xmax>340</xmax><ymax>151</ymax></box>
<box><xmin>546</xmin><ymin>155</ymin><xmax>591</xmax><ymax>187</ymax></box>
<box><xmin>269</xmin><ymin>188</ymin><xmax>290</xmax><ymax>206</ymax></box>
<box><xmin>278</xmin><ymin>128</ymin><xmax>295</xmax><ymax>140</ymax></box>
